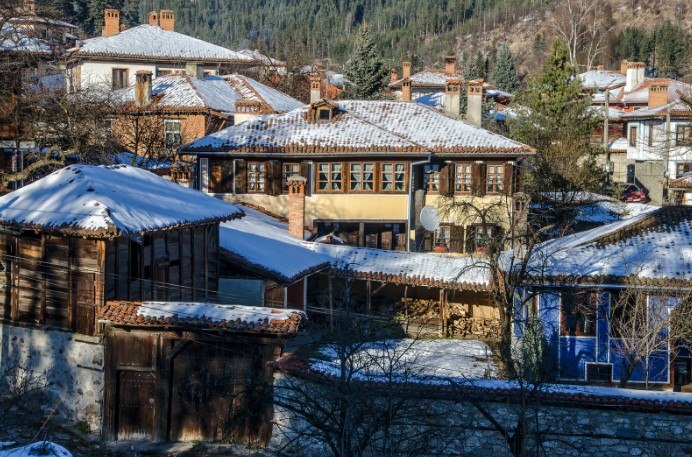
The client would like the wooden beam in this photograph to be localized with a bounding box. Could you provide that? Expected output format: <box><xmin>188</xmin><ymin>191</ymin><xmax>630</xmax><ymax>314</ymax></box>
<box><xmin>440</xmin><ymin>288</ymin><xmax>448</xmax><ymax>337</ymax></box>
<box><xmin>39</xmin><ymin>235</ymin><xmax>46</xmax><ymax>325</ymax></box>
<box><xmin>328</xmin><ymin>274</ymin><xmax>334</xmax><ymax>331</ymax></box>
<box><xmin>366</xmin><ymin>280</ymin><xmax>372</xmax><ymax>314</ymax></box>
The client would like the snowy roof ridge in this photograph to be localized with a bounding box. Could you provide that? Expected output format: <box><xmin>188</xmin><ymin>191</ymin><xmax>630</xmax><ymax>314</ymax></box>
<box><xmin>0</xmin><ymin>164</ymin><xmax>243</xmax><ymax>239</ymax></box>
<box><xmin>181</xmin><ymin>100</ymin><xmax>534</xmax><ymax>155</ymax></box>
<box><xmin>71</xmin><ymin>25</ymin><xmax>255</xmax><ymax>63</ymax></box>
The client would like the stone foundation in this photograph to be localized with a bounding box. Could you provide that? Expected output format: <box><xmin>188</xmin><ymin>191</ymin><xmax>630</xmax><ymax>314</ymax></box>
<box><xmin>0</xmin><ymin>322</ymin><xmax>104</xmax><ymax>432</ymax></box>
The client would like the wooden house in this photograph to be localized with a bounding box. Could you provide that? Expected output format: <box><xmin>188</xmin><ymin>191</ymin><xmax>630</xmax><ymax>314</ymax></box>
<box><xmin>0</xmin><ymin>164</ymin><xmax>242</xmax><ymax>335</ymax></box>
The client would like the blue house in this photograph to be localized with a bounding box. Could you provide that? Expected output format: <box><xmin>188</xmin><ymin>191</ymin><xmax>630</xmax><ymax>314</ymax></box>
<box><xmin>516</xmin><ymin>206</ymin><xmax>692</xmax><ymax>386</ymax></box>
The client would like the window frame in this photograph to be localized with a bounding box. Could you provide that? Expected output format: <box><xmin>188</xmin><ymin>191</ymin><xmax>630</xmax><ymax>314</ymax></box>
<box><xmin>629</xmin><ymin>125</ymin><xmax>637</xmax><ymax>147</ymax></box>
<box><xmin>676</xmin><ymin>125</ymin><xmax>692</xmax><ymax>147</ymax></box>
<box><xmin>349</xmin><ymin>162</ymin><xmax>376</xmax><ymax>193</ymax></box>
<box><xmin>316</xmin><ymin>162</ymin><xmax>344</xmax><ymax>193</ymax></box>
<box><xmin>424</xmin><ymin>164</ymin><xmax>440</xmax><ymax>193</ymax></box>
<box><xmin>282</xmin><ymin>162</ymin><xmax>301</xmax><ymax>193</ymax></box>
<box><xmin>247</xmin><ymin>161</ymin><xmax>266</xmax><ymax>193</ymax></box>
<box><xmin>486</xmin><ymin>163</ymin><xmax>504</xmax><ymax>194</ymax></box>
<box><xmin>454</xmin><ymin>162</ymin><xmax>472</xmax><ymax>194</ymax></box>
<box><xmin>560</xmin><ymin>290</ymin><xmax>597</xmax><ymax>337</ymax></box>
<box><xmin>163</xmin><ymin>119</ymin><xmax>182</xmax><ymax>148</ymax></box>
<box><xmin>112</xmin><ymin>68</ymin><xmax>128</xmax><ymax>90</ymax></box>
<box><xmin>380</xmin><ymin>162</ymin><xmax>407</xmax><ymax>193</ymax></box>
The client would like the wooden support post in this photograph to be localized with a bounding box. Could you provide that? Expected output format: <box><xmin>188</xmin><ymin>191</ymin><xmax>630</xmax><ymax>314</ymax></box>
<box><xmin>366</xmin><ymin>280</ymin><xmax>372</xmax><ymax>314</ymax></box>
<box><xmin>440</xmin><ymin>288</ymin><xmax>448</xmax><ymax>337</ymax></box>
<box><xmin>328</xmin><ymin>274</ymin><xmax>334</xmax><ymax>331</ymax></box>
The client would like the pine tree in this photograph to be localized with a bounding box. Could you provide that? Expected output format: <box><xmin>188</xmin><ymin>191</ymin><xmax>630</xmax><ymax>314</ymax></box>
<box><xmin>519</xmin><ymin>317</ymin><xmax>551</xmax><ymax>384</ymax></box>
<box><xmin>652</xmin><ymin>21</ymin><xmax>689</xmax><ymax>77</ymax></box>
<box><xmin>490</xmin><ymin>42</ymin><xmax>520</xmax><ymax>93</ymax></box>
<box><xmin>342</xmin><ymin>26</ymin><xmax>388</xmax><ymax>100</ymax></box>
<box><xmin>615</xmin><ymin>26</ymin><xmax>650</xmax><ymax>63</ymax></box>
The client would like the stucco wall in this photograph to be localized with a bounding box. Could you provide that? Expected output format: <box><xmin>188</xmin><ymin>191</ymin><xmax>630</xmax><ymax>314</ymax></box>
<box><xmin>0</xmin><ymin>322</ymin><xmax>104</xmax><ymax>432</ymax></box>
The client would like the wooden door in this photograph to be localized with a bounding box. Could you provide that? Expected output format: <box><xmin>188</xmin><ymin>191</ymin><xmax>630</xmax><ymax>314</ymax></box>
<box><xmin>72</xmin><ymin>271</ymin><xmax>97</xmax><ymax>335</ymax></box>
<box><xmin>116</xmin><ymin>371</ymin><xmax>156</xmax><ymax>439</ymax></box>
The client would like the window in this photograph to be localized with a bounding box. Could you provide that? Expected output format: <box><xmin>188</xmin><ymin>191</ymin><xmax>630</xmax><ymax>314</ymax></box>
<box><xmin>676</xmin><ymin>163</ymin><xmax>692</xmax><ymax>178</ymax></box>
<box><xmin>455</xmin><ymin>162</ymin><xmax>472</xmax><ymax>193</ymax></box>
<box><xmin>102</xmin><ymin>119</ymin><xmax>113</xmax><ymax>131</ymax></box>
<box><xmin>433</xmin><ymin>225</ymin><xmax>451</xmax><ymax>251</ymax></box>
<box><xmin>560</xmin><ymin>290</ymin><xmax>596</xmax><ymax>337</ymax></box>
<box><xmin>317</xmin><ymin>163</ymin><xmax>343</xmax><ymax>192</ymax></box>
<box><xmin>163</xmin><ymin>120</ymin><xmax>182</xmax><ymax>147</ymax></box>
<box><xmin>677</xmin><ymin>125</ymin><xmax>692</xmax><ymax>146</ymax></box>
<box><xmin>282</xmin><ymin>163</ymin><xmax>300</xmax><ymax>192</ymax></box>
<box><xmin>474</xmin><ymin>224</ymin><xmax>495</xmax><ymax>250</ymax></box>
<box><xmin>647</xmin><ymin>124</ymin><xmax>654</xmax><ymax>147</ymax></box>
<box><xmin>349</xmin><ymin>162</ymin><xmax>375</xmax><ymax>191</ymax></box>
<box><xmin>486</xmin><ymin>164</ymin><xmax>504</xmax><ymax>193</ymax></box>
<box><xmin>609</xmin><ymin>291</ymin><xmax>647</xmax><ymax>338</ymax></box>
<box><xmin>424</xmin><ymin>164</ymin><xmax>440</xmax><ymax>192</ymax></box>
<box><xmin>381</xmin><ymin>163</ymin><xmax>406</xmax><ymax>192</ymax></box>
<box><xmin>112</xmin><ymin>68</ymin><xmax>128</xmax><ymax>90</ymax></box>
<box><xmin>247</xmin><ymin>162</ymin><xmax>265</xmax><ymax>193</ymax></box>
<box><xmin>317</xmin><ymin>107</ymin><xmax>332</xmax><ymax>122</ymax></box>
<box><xmin>629</xmin><ymin>126</ymin><xmax>637</xmax><ymax>147</ymax></box>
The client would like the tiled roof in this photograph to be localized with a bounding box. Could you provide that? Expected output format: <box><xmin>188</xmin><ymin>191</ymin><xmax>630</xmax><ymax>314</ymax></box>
<box><xmin>273</xmin><ymin>353</ymin><xmax>692</xmax><ymax>414</ymax></box>
<box><xmin>578</xmin><ymin>70</ymin><xmax>626</xmax><ymax>89</ymax></box>
<box><xmin>620</xmin><ymin>100</ymin><xmax>691</xmax><ymax>119</ymax></box>
<box><xmin>529</xmin><ymin>206</ymin><xmax>692</xmax><ymax>285</ymax></box>
<box><xmin>182</xmin><ymin>100</ymin><xmax>534</xmax><ymax>156</ymax></box>
<box><xmin>112</xmin><ymin>74</ymin><xmax>302</xmax><ymax>115</ymax></box>
<box><xmin>71</xmin><ymin>25</ymin><xmax>255</xmax><ymax>63</ymax></box>
<box><xmin>390</xmin><ymin>69</ymin><xmax>461</xmax><ymax>88</ymax></box>
<box><xmin>670</xmin><ymin>172</ymin><xmax>692</xmax><ymax>189</ymax></box>
<box><xmin>614</xmin><ymin>79</ymin><xmax>691</xmax><ymax>105</ymax></box>
<box><xmin>99</xmin><ymin>301</ymin><xmax>303</xmax><ymax>335</ymax></box>
<box><xmin>0</xmin><ymin>164</ymin><xmax>242</xmax><ymax>239</ymax></box>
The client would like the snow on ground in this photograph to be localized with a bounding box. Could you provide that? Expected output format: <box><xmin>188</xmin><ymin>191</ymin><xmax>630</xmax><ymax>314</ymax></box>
<box><xmin>137</xmin><ymin>301</ymin><xmax>301</xmax><ymax>324</ymax></box>
<box><xmin>0</xmin><ymin>441</ymin><xmax>72</xmax><ymax>457</ymax></box>
<box><xmin>316</xmin><ymin>339</ymin><xmax>499</xmax><ymax>379</ymax></box>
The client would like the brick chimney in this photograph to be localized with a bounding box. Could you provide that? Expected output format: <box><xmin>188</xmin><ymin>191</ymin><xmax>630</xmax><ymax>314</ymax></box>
<box><xmin>648</xmin><ymin>82</ymin><xmax>669</xmax><ymax>109</ymax></box>
<box><xmin>148</xmin><ymin>11</ymin><xmax>159</xmax><ymax>26</ymax></box>
<box><xmin>466</xmin><ymin>79</ymin><xmax>483</xmax><ymax>126</ymax></box>
<box><xmin>185</xmin><ymin>62</ymin><xmax>204</xmax><ymax>80</ymax></box>
<box><xmin>444</xmin><ymin>77</ymin><xmax>462</xmax><ymax>117</ymax></box>
<box><xmin>287</xmin><ymin>176</ymin><xmax>307</xmax><ymax>240</ymax></box>
<box><xmin>159</xmin><ymin>10</ymin><xmax>175</xmax><ymax>31</ymax></box>
<box><xmin>444</xmin><ymin>56</ymin><xmax>457</xmax><ymax>75</ymax></box>
<box><xmin>102</xmin><ymin>9</ymin><xmax>120</xmax><ymax>37</ymax></box>
<box><xmin>402</xmin><ymin>61</ymin><xmax>412</xmax><ymax>79</ymax></box>
<box><xmin>134</xmin><ymin>71</ymin><xmax>152</xmax><ymax>107</ymax></box>
<box><xmin>309</xmin><ymin>75</ymin><xmax>321</xmax><ymax>104</ymax></box>
<box><xmin>390</xmin><ymin>68</ymin><xmax>399</xmax><ymax>84</ymax></box>
<box><xmin>402</xmin><ymin>79</ymin><xmax>412</xmax><ymax>102</ymax></box>
<box><xmin>625</xmin><ymin>61</ymin><xmax>645</xmax><ymax>92</ymax></box>
<box><xmin>620</xmin><ymin>59</ymin><xmax>629</xmax><ymax>75</ymax></box>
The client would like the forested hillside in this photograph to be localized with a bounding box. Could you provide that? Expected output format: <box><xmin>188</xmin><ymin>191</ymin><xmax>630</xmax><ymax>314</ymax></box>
<box><xmin>58</xmin><ymin>0</ymin><xmax>690</xmax><ymax>77</ymax></box>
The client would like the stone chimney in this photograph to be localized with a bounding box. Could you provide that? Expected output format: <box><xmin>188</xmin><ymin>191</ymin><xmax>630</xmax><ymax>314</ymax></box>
<box><xmin>620</xmin><ymin>59</ymin><xmax>629</xmax><ymax>75</ymax></box>
<box><xmin>23</xmin><ymin>0</ymin><xmax>35</xmax><ymax>14</ymax></box>
<box><xmin>134</xmin><ymin>71</ymin><xmax>153</xmax><ymax>107</ymax></box>
<box><xmin>390</xmin><ymin>68</ymin><xmax>399</xmax><ymax>84</ymax></box>
<box><xmin>102</xmin><ymin>9</ymin><xmax>120</xmax><ymax>37</ymax></box>
<box><xmin>596</xmin><ymin>65</ymin><xmax>605</xmax><ymax>71</ymax></box>
<box><xmin>402</xmin><ymin>61</ymin><xmax>412</xmax><ymax>79</ymax></box>
<box><xmin>444</xmin><ymin>56</ymin><xmax>457</xmax><ymax>75</ymax></box>
<box><xmin>148</xmin><ymin>11</ymin><xmax>159</xmax><ymax>26</ymax></box>
<box><xmin>444</xmin><ymin>77</ymin><xmax>462</xmax><ymax>117</ymax></box>
<box><xmin>625</xmin><ymin>62</ymin><xmax>645</xmax><ymax>92</ymax></box>
<box><xmin>309</xmin><ymin>75</ymin><xmax>322</xmax><ymax>104</ymax></box>
<box><xmin>648</xmin><ymin>82</ymin><xmax>669</xmax><ymax>109</ymax></box>
<box><xmin>287</xmin><ymin>176</ymin><xmax>307</xmax><ymax>240</ymax></box>
<box><xmin>185</xmin><ymin>62</ymin><xmax>204</xmax><ymax>80</ymax></box>
<box><xmin>466</xmin><ymin>79</ymin><xmax>483</xmax><ymax>126</ymax></box>
<box><xmin>159</xmin><ymin>10</ymin><xmax>175</xmax><ymax>31</ymax></box>
<box><xmin>402</xmin><ymin>79</ymin><xmax>412</xmax><ymax>102</ymax></box>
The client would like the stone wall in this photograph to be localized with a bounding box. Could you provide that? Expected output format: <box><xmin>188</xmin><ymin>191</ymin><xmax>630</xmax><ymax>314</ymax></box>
<box><xmin>270</xmin><ymin>373</ymin><xmax>692</xmax><ymax>457</ymax></box>
<box><xmin>0</xmin><ymin>322</ymin><xmax>104</xmax><ymax>432</ymax></box>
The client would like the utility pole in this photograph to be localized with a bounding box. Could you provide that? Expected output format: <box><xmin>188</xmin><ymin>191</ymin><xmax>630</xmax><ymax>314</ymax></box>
<box><xmin>663</xmin><ymin>106</ymin><xmax>672</xmax><ymax>206</ymax></box>
<box><xmin>603</xmin><ymin>88</ymin><xmax>610</xmax><ymax>174</ymax></box>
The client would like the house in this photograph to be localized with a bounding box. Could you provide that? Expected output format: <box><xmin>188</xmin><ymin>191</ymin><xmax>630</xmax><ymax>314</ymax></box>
<box><xmin>578</xmin><ymin>65</ymin><xmax>627</xmax><ymax>91</ymax></box>
<box><xmin>181</xmin><ymin>99</ymin><xmax>534</xmax><ymax>253</ymax></box>
<box><xmin>389</xmin><ymin>57</ymin><xmax>461</xmax><ymax>102</ymax></box>
<box><xmin>67</xmin><ymin>9</ymin><xmax>255</xmax><ymax>92</ymax></box>
<box><xmin>620</xmin><ymin>99</ymin><xmax>691</xmax><ymax>205</ymax></box>
<box><xmin>670</xmin><ymin>172</ymin><xmax>692</xmax><ymax>206</ymax></box>
<box><xmin>517</xmin><ymin>205</ymin><xmax>692</xmax><ymax>386</ymax></box>
<box><xmin>108</xmin><ymin>70</ymin><xmax>303</xmax><ymax>156</ymax></box>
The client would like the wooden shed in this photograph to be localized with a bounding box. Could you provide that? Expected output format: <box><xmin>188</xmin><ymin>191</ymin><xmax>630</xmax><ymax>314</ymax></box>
<box><xmin>0</xmin><ymin>164</ymin><xmax>243</xmax><ymax>335</ymax></box>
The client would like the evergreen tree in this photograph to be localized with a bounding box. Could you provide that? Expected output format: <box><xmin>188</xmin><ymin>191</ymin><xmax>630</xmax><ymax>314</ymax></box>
<box><xmin>460</xmin><ymin>51</ymin><xmax>485</xmax><ymax>113</ymax></box>
<box><xmin>615</xmin><ymin>26</ymin><xmax>650</xmax><ymax>63</ymax></box>
<box><xmin>509</xmin><ymin>39</ymin><xmax>602</xmax><ymax>195</ymax></box>
<box><xmin>519</xmin><ymin>317</ymin><xmax>551</xmax><ymax>384</ymax></box>
<box><xmin>652</xmin><ymin>21</ymin><xmax>689</xmax><ymax>77</ymax></box>
<box><xmin>342</xmin><ymin>26</ymin><xmax>388</xmax><ymax>100</ymax></box>
<box><xmin>490</xmin><ymin>42</ymin><xmax>520</xmax><ymax>93</ymax></box>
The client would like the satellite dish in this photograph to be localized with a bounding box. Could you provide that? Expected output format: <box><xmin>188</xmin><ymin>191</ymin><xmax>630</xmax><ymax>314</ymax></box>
<box><xmin>420</xmin><ymin>205</ymin><xmax>441</xmax><ymax>231</ymax></box>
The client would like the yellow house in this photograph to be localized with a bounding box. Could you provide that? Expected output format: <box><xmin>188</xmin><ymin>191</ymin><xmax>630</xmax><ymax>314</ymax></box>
<box><xmin>181</xmin><ymin>99</ymin><xmax>534</xmax><ymax>252</ymax></box>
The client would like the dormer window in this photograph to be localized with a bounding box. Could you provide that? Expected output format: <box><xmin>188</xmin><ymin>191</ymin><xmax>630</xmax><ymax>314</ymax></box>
<box><xmin>318</xmin><ymin>107</ymin><xmax>332</xmax><ymax>122</ymax></box>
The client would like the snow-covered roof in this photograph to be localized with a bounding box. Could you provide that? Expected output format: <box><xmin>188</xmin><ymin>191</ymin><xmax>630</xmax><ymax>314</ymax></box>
<box><xmin>220</xmin><ymin>206</ymin><xmax>330</xmax><ymax>284</ymax></box>
<box><xmin>306</xmin><ymin>243</ymin><xmax>491</xmax><ymax>290</ymax></box>
<box><xmin>620</xmin><ymin>100</ymin><xmax>691</xmax><ymax>119</ymax></box>
<box><xmin>607</xmin><ymin>136</ymin><xmax>629</xmax><ymax>151</ymax></box>
<box><xmin>588</xmin><ymin>105</ymin><xmax>628</xmax><ymax>119</ymax></box>
<box><xmin>112</xmin><ymin>74</ymin><xmax>302</xmax><ymax>115</ymax></box>
<box><xmin>613</xmin><ymin>79</ymin><xmax>691</xmax><ymax>105</ymax></box>
<box><xmin>528</xmin><ymin>206</ymin><xmax>692</xmax><ymax>285</ymax></box>
<box><xmin>71</xmin><ymin>25</ymin><xmax>255</xmax><ymax>63</ymax></box>
<box><xmin>182</xmin><ymin>100</ymin><xmax>534</xmax><ymax>156</ymax></box>
<box><xmin>578</xmin><ymin>70</ymin><xmax>627</xmax><ymax>90</ymax></box>
<box><xmin>670</xmin><ymin>172</ymin><xmax>692</xmax><ymax>189</ymax></box>
<box><xmin>0</xmin><ymin>441</ymin><xmax>72</xmax><ymax>457</ymax></box>
<box><xmin>0</xmin><ymin>23</ymin><xmax>52</xmax><ymax>54</ymax></box>
<box><xmin>99</xmin><ymin>301</ymin><xmax>303</xmax><ymax>335</ymax></box>
<box><xmin>0</xmin><ymin>164</ymin><xmax>242</xmax><ymax>239</ymax></box>
<box><xmin>237</xmin><ymin>49</ymin><xmax>285</xmax><ymax>67</ymax></box>
<box><xmin>390</xmin><ymin>69</ymin><xmax>460</xmax><ymax>88</ymax></box>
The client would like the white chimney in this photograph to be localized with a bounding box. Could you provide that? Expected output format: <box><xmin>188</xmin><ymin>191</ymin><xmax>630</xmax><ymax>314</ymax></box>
<box><xmin>466</xmin><ymin>79</ymin><xmax>483</xmax><ymax>127</ymax></box>
<box><xmin>134</xmin><ymin>71</ymin><xmax>153</xmax><ymax>107</ymax></box>
<box><xmin>444</xmin><ymin>77</ymin><xmax>462</xmax><ymax>117</ymax></box>
<box><xmin>309</xmin><ymin>74</ymin><xmax>321</xmax><ymax>104</ymax></box>
<box><xmin>625</xmin><ymin>62</ymin><xmax>645</xmax><ymax>92</ymax></box>
<box><xmin>185</xmin><ymin>62</ymin><xmax>205</xmax><ymax>80</ymax></box>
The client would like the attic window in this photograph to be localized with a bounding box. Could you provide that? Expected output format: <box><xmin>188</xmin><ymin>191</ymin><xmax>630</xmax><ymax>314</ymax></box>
<box><xmin>318</xmin><ymin>107</ymin><xmax>332</xmax><ymax>122</ymax></box>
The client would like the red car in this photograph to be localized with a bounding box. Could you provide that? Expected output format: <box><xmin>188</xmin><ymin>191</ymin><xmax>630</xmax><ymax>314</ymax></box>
<box><xmin>606</xmin><ymin>183</ymin><xmax>648</xmax><ymax>203</ymax></box>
